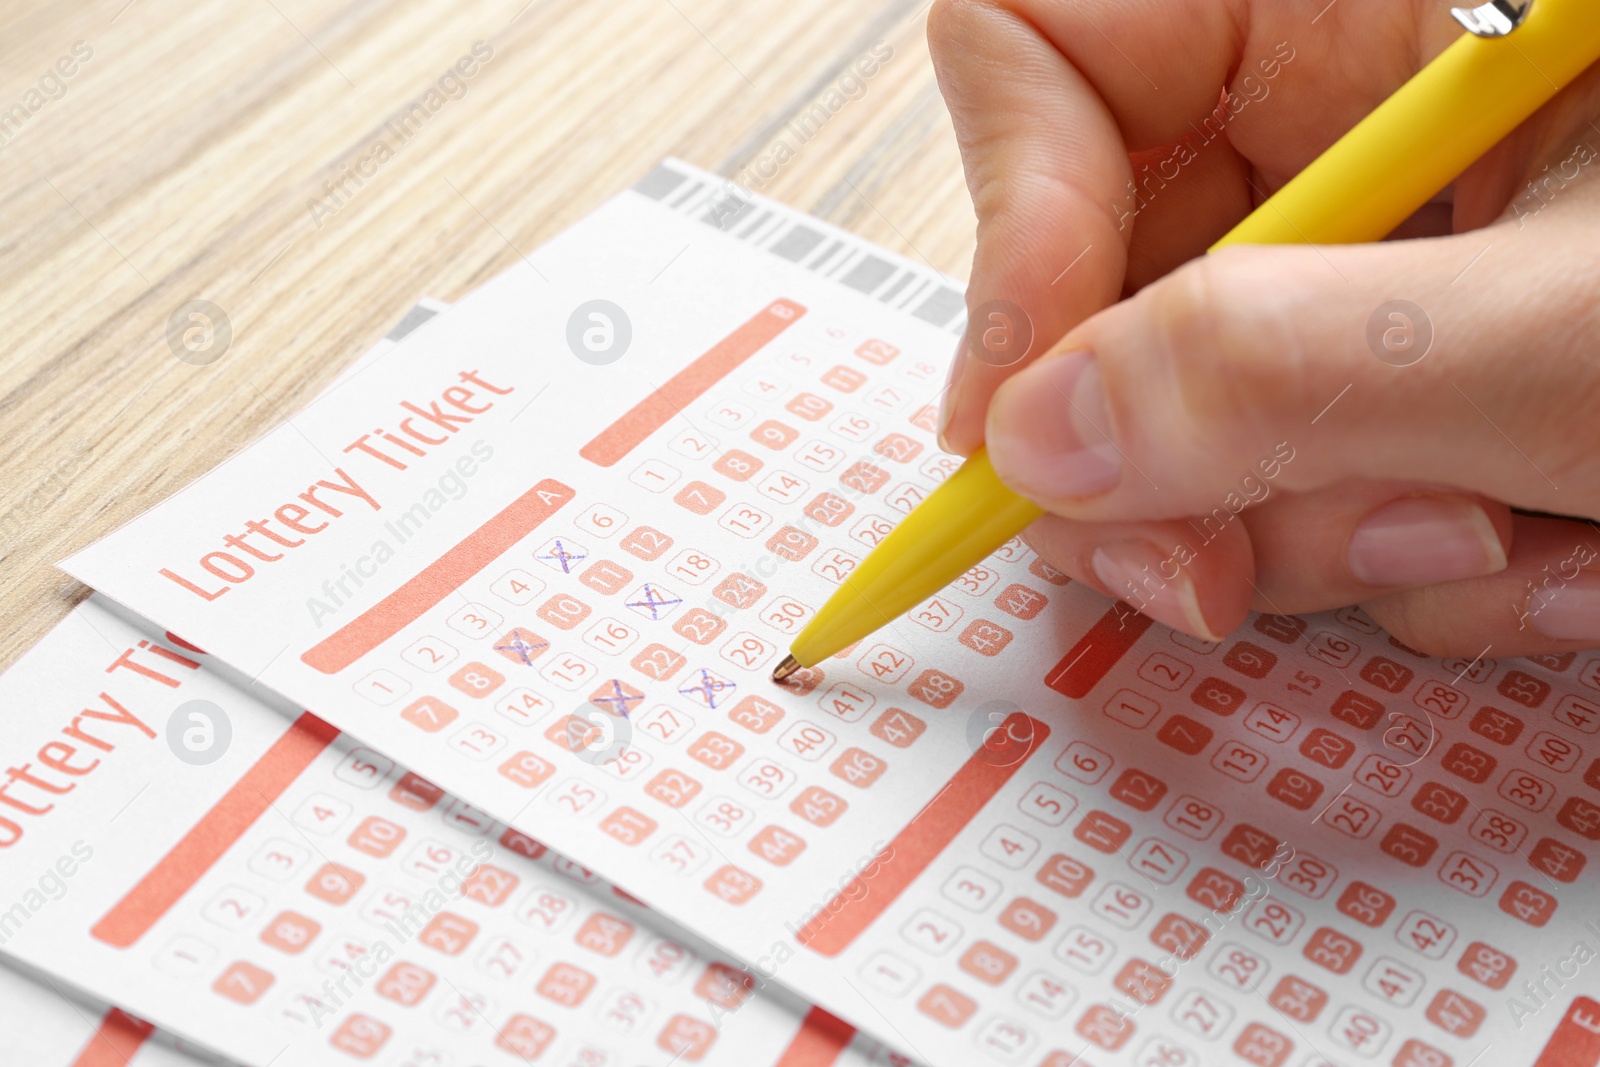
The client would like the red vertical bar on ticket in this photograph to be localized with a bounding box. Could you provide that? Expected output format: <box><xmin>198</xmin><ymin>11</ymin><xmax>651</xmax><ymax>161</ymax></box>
<box><xmin>1534</xmin><ymin>997</ymin><xmax>1600</xmax><ymax>1067</ymax></box>
<box><xmin>1044</xmin><ymin>601</ymin><xmax>1153</xmax><ymax>698</ymax></box>
<box><xmin>579</xmin><ymin>298</ymin><xmax>806</xmax><ymax>467</ymax></box>
<box><xmin>91</xmin><ymin>713</ymin><xmax>338</xmax><ymax>948</ymax></box>
<box><xmin>774</xmin><ymin>1007</ymin><xmax>856</xmax><ymax>1067</ymax></box>
<box><xmin>797</xmin><ymin>713</ymin><xmax>1049</xmax><ymax>956</ymax></box>
<box><xmin>301</xmin><ymin>478</ymin><xmax>575</xmax><ymax>674</ymax></box>
<box><xmin>70</xmin><ymin>1009</ymin><xmax>154</xmax><ymax>1067</ymax></box>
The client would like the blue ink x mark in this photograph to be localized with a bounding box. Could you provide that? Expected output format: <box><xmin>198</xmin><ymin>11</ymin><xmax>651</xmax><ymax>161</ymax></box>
<box><xmin>625</xmin><ymin>583</ymin><xmax>683</xmax><ymax>621</ymax></box>
<box><xmin>679</xmin><ymin>669</ymin><xmax>737</xmax><ymax>710</ymax></box>
<box><xmin>494</xmin><ymin>629</ymin><xmax>549</xmax><ymax>666</ymax></box>
<box><xmin>538</xmin><ymin>539</ymin><xmax>586</xmax><ymax>574</ymax></box>
<box><xmin>592</xmin><ymin>679</ymin><xmax>644</xmax><ymax>717</ymax></box>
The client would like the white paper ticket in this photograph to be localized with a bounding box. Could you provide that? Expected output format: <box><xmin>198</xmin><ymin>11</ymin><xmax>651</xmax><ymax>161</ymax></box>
<box><xmin>63</xmin><ymin>160</ymin><xmax>1600</xmax><ymax>1066</ymax></box>
<box><xmin>0</xmin><ymin>593</ymin><xmax>893</xmax><ymax>1067</ymax></box>
<box><xmin>0</xmin><ymin>958</ymin><xmax>205</xmax><ymax>1067</ymax></box>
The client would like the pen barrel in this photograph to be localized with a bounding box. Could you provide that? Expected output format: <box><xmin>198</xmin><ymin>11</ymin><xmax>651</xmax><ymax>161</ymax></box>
<box><xmin>1216</xmin><ymin>0</ymin><xmax>1600</xmax><ymax>250</ymax></box>
<box><xmin>789</xmin><ymin>449</ymin><xmax>1044</xmax><ymax>667</ymax></box>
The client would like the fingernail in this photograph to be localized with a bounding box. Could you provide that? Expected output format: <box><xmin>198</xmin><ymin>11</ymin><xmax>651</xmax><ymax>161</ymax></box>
<box><xmin>1091</xmin><ymin>540</ymin><xmax>1220</xmax><ymax>640</ymax></box>
<box><xmin>987</xmin><ymin>350</ymin><xmax>1121</xmax><ymax>499</ymax></box>
<box><xmin>1347</xmin><ymin>496</ymin><xmax>1507</xmax><ymax>586</ymax></box>
<box><xmin>1528</xmin><ymin>572</ymin><xmax>1600</xmax><ymax>641</ymax></box>
<box><xmin>936</xmin><ymin>332</ymin><xmax>968</xmax><ymax>452</ymax></box>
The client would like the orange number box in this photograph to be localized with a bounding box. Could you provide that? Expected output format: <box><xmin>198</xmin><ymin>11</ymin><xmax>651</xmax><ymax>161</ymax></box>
<box><xmin>766</xmin><ymin>525</ymin><xmax>818</xmax><ymax>561</ymax></box>
<box><xmin>1232</xmin><ymin>1021</ymin><xmax>1292</xmax><ymax>1067</ymax></box>
<box><xmin>790</xmin><ymin>785</ymin><xmax>848</xmax><ymax>827</ymax></box>
<box><xmin>389</xmin><ymin>772</ymin><xmax>444</xmax><ymax>810</ymax></box>
<box><xmin>632</xmin><ymin>642</ymin><xmax>687</xmax><ymax>681</ymax></box>
<box><xmin>499</xmin><ymin>750</ymin><xmax>556</xmax><ymax>790</ymax></box>
<box><xmin>713</xmin><ymin>572</ymin><xmax>767</xmax><ymax>610</ymax></box>
<box><xmin>959</xmin><ymin>619</ymin><xmax>1014</xmax><ymax>656</ymax></box>
<box><xmin>674</xmin><ymin>481</ymin><xmax>727</xmax><ymax>515</ymax></box>
<box><xmin>870</xmin><ymin>707</ymin><xmax>925</xmax><ymax>748</ymax></box>
<box><xmin>820</xmin><ymin>365</ymin><xmax>867</xmax><ymax>392</ymax></box>
<box><xmin>658</xmin><ymin>1014</ymin><xmax>718</xmax><ymax>1061</ymax></box>
<box><xmin>1267</xmin><ymin>975</ymin><xmax>1328</xmax><ymax>1023</ymax></box>
<box><xmin>536</xmin><ymin>962</ymin><xmax>597</xmax><ymax>1007</ymax></box>
<box><xmin>375</xmin><ymin>961</ymin><xmax>436</xmax><ymax>1006</ymax></box>
<box><xmin>918</xmin><ymin>984</ymin><xmax>977</xmax><ymax>1028</ymax></box>
<box><xmin>496</xmin><ymin>1015</ymin><xmax>557</xmax><ymax>1061</ymax></box>
<box><xmin>644</xmin><ymin>769</ymin><xmax>703</xmax><ymax>808</ymax></box>
<box><xmin>537</xmin><ymin>593</ymin><xmax>592</xmax><ymax>630</ymax></box>
<box><xmin>704</xmin><ymin>864</ymin><xmax>762</xmax><ymax>905</ymax></box>
<box><xmin>714</xmin><ymin>448</ymin><xmax>766</xmax><ymax>480</ymax></box>
<box><xmin>830</xmin><ymin>747</ymin><xmax>887</xmax><ymax>788</ymax></box>
<box><xmin>579</xmin><ymin>559</ymin><xmax>634</xmax><ymax>595</ymax></box>
<box><xmin>212</xmin><ymin>960</ymin><xmax>275</xmax><ymax>1005</ymax></box>
<box><xmin>492</xmin><ymin>627</ymin><xmax>550</xmax><ymax>667</ymax></box>
<box><xmin>620</xmin><ymin>525</ymin><xmax>674</xmax><ymax>561</ymax></box>
<box><xmin>1499</xmin><ymin>880</ymin><xmax>1558</xmax><ymax>926</ymax></box>
<box><xmin>874</xmin><ymin>432</ymin><xmax>923</xmax><ymax>463</ymax></box>
<box><xmin>1425</xmin><ymin>988</ymin><xmax>1486</xmax><ymax>1037</ymax></box>
<box><xmin>306</xmin><ymin>863</ymin><xmax>365</xmax><ymax>905</ymax></box>
<box><xmin>400</xmin><ymin>696</ymin><xmax>458</xmax><ymax>733</ymax></box>
<box><xmin>673</xmin><ymin>607</ymin><xmax>728</xmax><ymax>645</ymax></box>
<box><xmin>999</xmin><ymin>896</ymin><xmax>1058</xmax><ymax>942</ymax></box>
<box><xmin>994</xmin><ymin>583</ymin><xmax>1048</xmax><ymax>620</ymax></box>
<box><xmin>601</xmin><ymin>806</ymin><xmax>659</xmax><ymax>846</ymax></box>
<box><xmin>1113</xmin><ymin>957</ymin><xmax>1172</xmax><ymax>1005</ymax></box>
<box><xmin>803</xmin><ymin>492</ymin><xmax>855</xmax><ymax>527</ymax></box>
<box><xmin>575</xmin><ymin>912</ymin><xmax>635</xmax><ymax>956</ymax></box>
<box><xmin>840</xmin><ymin>461</ymin><xmax>890</xmax><ymax>494</ymax></box>
<box><xmin>260</xmin><ymin>910</ymin><xmax>321</xmax><ymax>955</ymax></box>
<box><xmin>748</xmin><ymin>824</ymin><xmax>807</xmax><ymax>866</ymax></box>
<box><xmin>907</xmin><ymin>668</ymin><xmax>964</xmax><ymax>709</ymax></box>
<box><xmin>462</xmin><ymin>864</ymin><xmax>520</xmax><ymax>908</ymax></box>
<box><xmin>695</xmin><ymin>962</ymin><xmax>756</xmax><ymax>1009</ymax></box>
<box><xmin>348</xmin><ymin>815</ymin><xmax>406</xmax><ymax>858</ymax></box>
<box><xmin>1458</xmin><ymin>941</ymin><xmax>1517</xmax><ymax>990</ymax></box>
<box><xmin>750</xmin><ymin>419</ymin><xmax>800</xmax><ymax>450</ymax></box>
<box><xmin>329</xmin><ymin>1014</ymin><xmax>391</xmax><ymax>1059</ymax></box>
<box><xmin>419</xmin><ymin>912</ymin><xmax>479</xmax><ymax>955</ymax></box>
<box><xmin>448</xmin><ymin>661</ymin><xmax>505</xmax><ymax>699</ymax></box>
<box><xmin>1075</xmin><ymin>1003</ymin><xmax>1134</xmax><ymax>1050</ymax></box>
<box><xmin>960</xmin><ymin>940</ymin><xmax>1019</xmax><ymax>986</ymax></box>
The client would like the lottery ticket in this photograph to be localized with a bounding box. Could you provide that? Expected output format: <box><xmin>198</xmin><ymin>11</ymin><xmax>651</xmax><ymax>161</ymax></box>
<box><xmin>0</xmin><ymin>958</ymin><xmax>208</xmax><ymax>1067</ymax></box>
<box><xmin>0</xmin><ymin>592</ymin><xmax>887</xmax><ymax>1067</ymax></box>
<box><xmin>64</xmin><ymin>159</ymin><xmax>1600</xmax><ymax>1065</ymax></box>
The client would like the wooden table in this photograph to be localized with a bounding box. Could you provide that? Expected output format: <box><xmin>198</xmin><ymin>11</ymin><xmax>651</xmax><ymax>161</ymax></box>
<box><xmin>0</xmin><ymin>0</ymin><xmax>973</xmax><ymax>669</ymax></box>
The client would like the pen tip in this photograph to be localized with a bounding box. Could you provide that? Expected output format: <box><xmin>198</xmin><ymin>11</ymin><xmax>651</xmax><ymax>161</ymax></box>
<box><xmin>771</xmin><ymin>655</ymin><xmax>802</xmax><ymax>683</ymax></box>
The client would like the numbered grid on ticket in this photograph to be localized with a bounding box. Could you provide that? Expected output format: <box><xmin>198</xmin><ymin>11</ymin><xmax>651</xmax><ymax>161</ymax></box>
<box><xmin>59</xmin><ymin>160</ymin><xmax>1600</xmax><ymax>1067</ymax></box>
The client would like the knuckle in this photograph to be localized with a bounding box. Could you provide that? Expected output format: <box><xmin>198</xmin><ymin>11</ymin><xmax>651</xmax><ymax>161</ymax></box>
<box><xmin>1361</xmin><ymin>591</ymin><xmax>1480</xmax><ymax>659</ymax></box>
<box><xmin>1148</xmin><ymin>248</ymin><xmax>1324</xmax><ymax>445</ymax></box>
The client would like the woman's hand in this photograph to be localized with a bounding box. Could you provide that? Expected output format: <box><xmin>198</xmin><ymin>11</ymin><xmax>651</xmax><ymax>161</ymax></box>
<box><xmin>928</xmin><ymin>0</ymin><xmax>1600</xmax><ymax>657</ymax></box>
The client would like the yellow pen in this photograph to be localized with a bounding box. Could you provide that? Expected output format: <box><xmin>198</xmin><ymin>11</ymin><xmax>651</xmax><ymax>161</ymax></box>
<box><xmin>775</xmin><ymin>0</ymin><xmax>1600</xmax><ymax>681</ymax></box>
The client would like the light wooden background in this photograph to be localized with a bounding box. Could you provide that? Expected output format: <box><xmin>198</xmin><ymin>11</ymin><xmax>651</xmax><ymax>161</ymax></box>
<box><xmin>0</xmin><ymin>0</ymin><xmax>974</xmax><ymax>669</ymax></box>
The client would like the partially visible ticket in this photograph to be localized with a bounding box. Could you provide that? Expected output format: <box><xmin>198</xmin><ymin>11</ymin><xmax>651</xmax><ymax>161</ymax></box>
<box><xmin>66</xmin><ymin>160</ymin><xmax>1600</xmax><ymax>1066</ymax></box>
<box><xmin>0</xmin><ymin>959</ymin><xmax>207</xmax><ymax>1067</ymax></box>
<box><xmin>0</xmin><ymin>593</ymin><xmax>888</xmax><ymax>1066</ymax></box>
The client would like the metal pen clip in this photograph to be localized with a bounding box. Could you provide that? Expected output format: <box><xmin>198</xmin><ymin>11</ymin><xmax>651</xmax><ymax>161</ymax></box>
<box><xmin>1451</xmin><ymin>0</ymin><xmax>1533</xmax><ymax>37</ymax></box>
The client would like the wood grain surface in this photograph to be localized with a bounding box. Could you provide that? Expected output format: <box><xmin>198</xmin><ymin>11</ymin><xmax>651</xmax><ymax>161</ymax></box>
<box><xmin>0</xmin><ymin>0</ymin><xmax>974</xmax><ymax>669</ymax></box>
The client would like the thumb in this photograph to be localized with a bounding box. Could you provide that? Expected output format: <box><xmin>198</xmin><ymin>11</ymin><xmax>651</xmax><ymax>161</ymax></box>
<box><xmin>982</xmin><ymin>219</ymin><xmax>1600</xmax><ymax>523</ymax></box>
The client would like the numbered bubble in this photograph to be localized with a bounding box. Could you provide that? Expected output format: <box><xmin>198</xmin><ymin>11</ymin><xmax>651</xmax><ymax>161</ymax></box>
<box><xmin>166</xmin><ymin>299</ymin><xmax>233</xmax><ymax>366</ymax></box>
<box><xmin>566</xmin><ymin>299</ymin><xmax>633</xmax><ymax>366</ymax></box>
<box><xmin>968</xmin><ymin>299</ymin><xmax>1033</xmax><ymax>367</ymax></box>
<box><xmin>964</xmin><ymin>699</ymin><xmax>1035</xmax><ymax>768</ymax></box>
<box><xmin>565</xmin><ymin>704</ymin><xmax>634</xmax><ymax>766</ymax></box>
<box><xmin>166</xmin><ymin>699</ymin><xmax>232</xmax><ymax>765</ymax></box>
<box><xmin>1365</xmin><ymin>299</ymin><xmax>1433</xmax><ymax>367</ymax></box>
